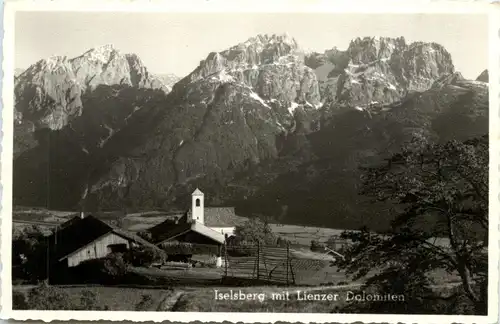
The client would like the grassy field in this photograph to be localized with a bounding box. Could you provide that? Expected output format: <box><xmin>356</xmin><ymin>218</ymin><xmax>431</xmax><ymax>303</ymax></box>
<box><xmin>14</xmin><ymin>284</ymin><xmax>357</xmax><ymax>312</ymax></box>
<box><xmin>13</xmin><ymin>210</ymin><xmax>451</xmax><ymax>249</ymax></box>
<box><xmin>13</xmin><ymin>286</ymin><xmax>174</xmax><ymax>311</ymax></box>
<box><xmin>14</xmin><ymin>280</ymin><xmax>464</xmax><ymax>312</ymax></box>
<box><xmin>270</xmin><ymin>224</ymin><xmax>345</xmax><ymax>246</ymax></box>
<box><xmin>172</xmin><ymin>285</ymin><xmax>356</xmax><ymax>312</ymax></box>
<box><xmin>12</xmin><ymin>208</ymin><xmax>174</xmax><ymax>233</ymax></box>
<box><xmin>12</xmin><ymin>208</ymin><xmax>348</xmax><ymax>246</ymax></box>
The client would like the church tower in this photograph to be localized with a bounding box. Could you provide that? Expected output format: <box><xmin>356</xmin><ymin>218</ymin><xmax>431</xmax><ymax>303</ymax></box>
<box><xmin>191</xmin><ymin>188</ymin><xmax>204</xmax><ymax>224</ymax></box>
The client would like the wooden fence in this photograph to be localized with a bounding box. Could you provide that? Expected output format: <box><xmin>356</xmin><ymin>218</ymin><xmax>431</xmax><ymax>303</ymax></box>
<box><xmin>155</xmin><ymin>240</ymin><xmax>350</xmax><ymax>286</ymax></box>
<box><xmin>223</xmin><ymin>243</ymin><xmax>295</xmax><ymax>285</ymax></box>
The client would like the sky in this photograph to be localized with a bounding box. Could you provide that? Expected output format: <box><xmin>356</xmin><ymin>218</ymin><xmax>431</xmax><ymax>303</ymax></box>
<box><xmin>15</xmin><ymin>12</ymin><xmax>488</xmax><ymax>79</ymax></box>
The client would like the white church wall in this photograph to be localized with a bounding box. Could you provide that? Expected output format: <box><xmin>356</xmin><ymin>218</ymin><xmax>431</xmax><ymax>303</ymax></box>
<box><xmin>191</xmin><ymin>189</ymin><xmax>205</xmax><ymax>224</ymax></box>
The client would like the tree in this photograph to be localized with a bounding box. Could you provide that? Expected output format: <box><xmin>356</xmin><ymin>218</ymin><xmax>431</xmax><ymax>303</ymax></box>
<box><xmin>26</xmin><ymin>282</ymin><xmax>73</xmax><ymax>310</ymax></box>
<box><xmin>12</xmin><ymin>226</ymin><xmax>49</xmax><ymax>282</ymax></box>
<box><xmin>337</xmin><ymin>136</ymin><xmax>488</xmax><ymax>314</ymax></box>
<box><xmin>310</xmin><ymin>240</ymin><xmax>324</xmax><ymax>252</ymax></box>
<box><xmin>137</xmin><ymin>230</ymin><xmax>153</xmax><ymax>242</ymax></box>
<box><xmin>234</xmin><ymin>217</ymin><xmax>276</xmax><ymax>245</ymax></box>
<box><xmin>124</xmin><ymin>246</ymin><xmax>166</xmax><ymax>267</ymax></box>
<box><xmin>102</xmin><ymin>253</ymin><xmax>128</xmax><ymax>279</ymax></box>
<box><xmin>14</xmin><ymin>283</ymin><xmax>109</xmax><ymax>310</ymax></box>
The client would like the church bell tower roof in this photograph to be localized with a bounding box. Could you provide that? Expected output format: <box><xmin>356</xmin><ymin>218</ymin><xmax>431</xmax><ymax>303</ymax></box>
<box><xmin>192</xmin><ymin>188</ymin><xmax>204</xmax><ymax>196</ymax></box>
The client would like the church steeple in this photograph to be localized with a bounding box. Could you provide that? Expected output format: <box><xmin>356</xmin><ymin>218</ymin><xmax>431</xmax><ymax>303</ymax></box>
<box><xmin>191</xmin><ymin>188</ymin><xmax>204</xmax><ymax>224</ymax></box>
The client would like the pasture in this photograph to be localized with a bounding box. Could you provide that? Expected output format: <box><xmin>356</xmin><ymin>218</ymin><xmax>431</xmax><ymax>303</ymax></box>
<box><xmin>171</xmin><ymin>285</ymin><xmax>356</xmax><ymax>312</ymax></box>
<box><xmin>12</xmin><ymin>208</ymin><xmax>350</xmax><ymax>249</ymax></box>
<box><xmin>12</xmin><ymin>208</ymin><xmax>174</xmax><ymax>233</ymax></box>
<box><xmin>13</xmin><ymin>285</ymin><xmax>173</xmax><ymax>311</ymax></box>
<box><xmin>270</xmin><ymin>224</ymin><xmax>345</xmax><ymax>246</ymax></box>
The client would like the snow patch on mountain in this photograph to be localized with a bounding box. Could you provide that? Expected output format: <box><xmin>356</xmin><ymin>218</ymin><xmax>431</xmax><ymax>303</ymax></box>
<box><xmin>216</xmin><ymin>70</ymin><xmax>235</xmax><ymax>83</ymax></box>
<box><xmin>249</xmin><ymin>91</ymin><xmax>271</xmax><ymax>109</ymax></box>
<box><xmin>79</xmin><ymin>44</ymin><xmax>117</xmax><ymax>64</ymax></box>
<box><xmin>387</xmin><ymin>83</ymin><xmax>397</xmax><ymax>91</ymax></box>
<box><xmin>288</xmin><ymin>102</ymin><xmax>299</xmax><ymax>115</ymax></box>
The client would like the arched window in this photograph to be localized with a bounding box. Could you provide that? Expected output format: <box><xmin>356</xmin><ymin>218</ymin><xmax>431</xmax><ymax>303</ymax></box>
<box><xmin>196</xmin><ymin>198</ymin><xmax>200</xmax><ymax>207</ymax></box>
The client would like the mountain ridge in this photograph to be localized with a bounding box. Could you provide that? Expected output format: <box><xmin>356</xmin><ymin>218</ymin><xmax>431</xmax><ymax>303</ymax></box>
<box><xmin>15</xmin><ymin>44</ymin><xmax>169</xmax><ymax>130</ymax></box>
<box><xmin>13</xmin><ymin>34</ymin><xmax>488</xmax><ymax>230</ymax></box>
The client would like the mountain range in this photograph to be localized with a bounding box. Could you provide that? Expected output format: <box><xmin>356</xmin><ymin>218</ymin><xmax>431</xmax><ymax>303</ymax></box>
<box><xmin>13</xmin><ymin>34</ymin><xmax>488</xmax><ymax>231</ymax></box>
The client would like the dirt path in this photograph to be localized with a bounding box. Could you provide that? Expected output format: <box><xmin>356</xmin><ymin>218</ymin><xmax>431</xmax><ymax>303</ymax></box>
<box><xmin>156</xmin><ymin>290</ymin><xmax>185</xmax><ymax>311</ymax></box>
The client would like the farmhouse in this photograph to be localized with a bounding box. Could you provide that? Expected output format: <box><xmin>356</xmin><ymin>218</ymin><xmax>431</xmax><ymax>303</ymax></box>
<box><xmin>48</xmin><ymin>214</ymin><xmax>160</xmax><ymax>268</ymax></box>
<box><xmin>146</xmin><ymin>189</ymin><xmax>248</xmax><ymax>266</ymax></box>
<box><xmin>149</xmin><ymin>188</ymin><xmax>248</xmax><ymax>245</ymax></box>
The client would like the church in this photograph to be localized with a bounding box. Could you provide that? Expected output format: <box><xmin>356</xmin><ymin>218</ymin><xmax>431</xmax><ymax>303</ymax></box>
<box><xmin>148</xmin><ymin>188</ymin><xmax>248</xmax><ymax>246</ymax></box>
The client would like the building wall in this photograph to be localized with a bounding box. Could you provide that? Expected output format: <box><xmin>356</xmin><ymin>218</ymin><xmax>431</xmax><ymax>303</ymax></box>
<box><xmin>209</xmin><ymin>227</ymin><xmax>235</xmax><ymax>237</ymax></box>
<box><xmin>66</xmin><ymin>232</ymin><xmax>132</xmax><ymax>267</ymax></box>
<box><xmin>191</xmin><ymin>191</ymin><xmax>205</xmax><ymax>224</ymax></box>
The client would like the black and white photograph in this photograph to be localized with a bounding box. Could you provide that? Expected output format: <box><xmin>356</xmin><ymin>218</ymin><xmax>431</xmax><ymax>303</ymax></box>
<box><xmin>1</xmin><ymin>1</ymin><xmax>498</xmax><ymax>323</ymax></box>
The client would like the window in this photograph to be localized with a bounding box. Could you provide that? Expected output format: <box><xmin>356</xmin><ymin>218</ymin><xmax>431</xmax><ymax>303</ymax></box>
<box><xmin>196</xmin><ymin>198</ymin><xmax>200</xmax><ymax>207</ymax></box>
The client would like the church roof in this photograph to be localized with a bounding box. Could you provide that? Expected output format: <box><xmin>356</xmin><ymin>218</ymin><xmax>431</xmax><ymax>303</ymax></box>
<box><xmin>148</xmin><ymin>207</ymin><xmax>247</xmax><ymax>242</ymax></box>
<box><xmin>190</xmin><ymin>207</ymin><xmax>248</xmax><ymax>227</ymax></box>
<box><xmin>192</xmin><ymin>188</ymin><xmax>204</xmax><ymax>196</ymax></box>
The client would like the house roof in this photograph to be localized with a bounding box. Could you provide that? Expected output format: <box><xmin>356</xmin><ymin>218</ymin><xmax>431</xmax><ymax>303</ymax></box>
<box><xmin>50</xmin><ymin>215</ymin><xmax>112</xmax><ymax>261</ymax></box>
<box><xmin>191</xmin><ymin>222</ymin><xmax>226</xmax><ymax>244</ymax></box>
<box><xmin>107</xmin><ymin>224</ymin><xmax>161</xmax><ymax>252</ymax></box>
<box><xmin>156</xmin><ymin>221</ymin><xmax>225</xmax><ymax>245</ymax></box>
<box><xmin>147</xmin><ymin>210</ymin><xmax>189</xmax><ymax>242</ymax></box>
<box><xmin>49</xmin><ymin>215</ymin><xmax>160</xmax><ymax>262</ymax></box>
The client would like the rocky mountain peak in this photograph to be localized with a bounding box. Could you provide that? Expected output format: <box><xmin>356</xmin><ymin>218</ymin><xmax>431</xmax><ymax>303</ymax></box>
<box><xmin>186</xmin><ymin>33</ymin><xmax>301</xmax><ymax>83</ymax></box>
<box><xmin>13</xmin><ymin>33</ymin><xmax>488</xmax><ymax>228</ymax></box>
<box><xmin>78</xmin><ymin>44</ymin><xmax>119</xmax><ymax>64</ymax></box>
<box><xmin>41</xmin><ymin>55</ymin><xmax>70</xmax><ymax>69</ymax></box>
<box><xmin>247</xmin><ymin>33</ymin><xmax>299</xmax><ymax>49</ymax></box>
<box><xmin>347</xmin><ymin>36</ymin><xmax>406</xmax><ymax>63</ymax></box>
<box><xmin>304</xmin><ymin>36</ymin><xmax>456</xmax><ymax>115</ymax></box>
<box><xmin>476</xmin><ymin>69</ymin><xmax>489</xmax><ymax>82</ymax></box>
<box><xmin>23</xmin><ymin>56</ymin><xmax>73</xmax><ymax>77</ymax></box>
<box><xmin>15</xmin><ymin>45</ymin><xmax>168</xmax><ymax>130</ymax></box>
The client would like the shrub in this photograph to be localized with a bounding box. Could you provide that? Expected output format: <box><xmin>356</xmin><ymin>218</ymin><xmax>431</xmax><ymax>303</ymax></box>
<box><xmin>276</xmin><ymin>236</ymin><xmax>289</xmax><ymax>247</ymax></box>
<box><xmin>310</xmin><ymin>240</ymin><xmax>324</xmax><ymax>252</ymax></box>
<box><xmin>225</xmin><ymin>244</ymin><xmax>258</xmax><ymax>257</ymax></box>
<box><xmin>135</xmin><ymin>293</ymin><xmax>154</xmax><ymax>311</ymax></box>
<box><xmin>102</xmin><ymin>253</ymin><xmax>128</xmax><ymax>279</ymax></box>
<box><xmin>12</xmin><ymin>226</ymin><xmax>48</xmax><ymax>282</ymax></box>
<box><xmin>72</xmin><ymin>253</ymin><xmax>128</xmax><ymax>284</ymax></box>
<box><xmin>16</xmin><ymin>283</ymin><xmax>110</xmax><ymax>310</ymax></box>
<box><xmin>137</xmin><ymin>231</ymin><xmax>153</xmax><ymax>242</ymax></box>
<box><xmin>124</xmin><ymin>246</ymin><xmax>165</xmax><ymax>267</ymax></box>
<box><xmin>26</xmin><ymin>282</ymin><xmax>73</xmax><ymax>310</ymax></box>
<box><xmin>78</xmin><ymin>289</ymin><xmax>109</xmax><ymax>310</ymax></box>
<box><xmin>234</xmin><ymin>218</ymin><xmax>276</xmax><ymax>245</ymax></box>
<box><xmin>12</xmin><ymin>291</ymin><xmax>29</xmax><ymax>310</ymax></box>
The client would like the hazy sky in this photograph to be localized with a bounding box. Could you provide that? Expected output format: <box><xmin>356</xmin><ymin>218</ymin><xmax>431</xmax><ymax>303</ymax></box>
<box><xmin>15</xmin><ymin>12</ymin><xmax>488</xmax><ymax>79</ymax></box>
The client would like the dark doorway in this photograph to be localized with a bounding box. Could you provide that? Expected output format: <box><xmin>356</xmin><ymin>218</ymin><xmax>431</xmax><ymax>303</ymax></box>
<box><xmin>107</xmin><ymin>243</ymin><xmax>128</xmax><ymax>253</ymax></box>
